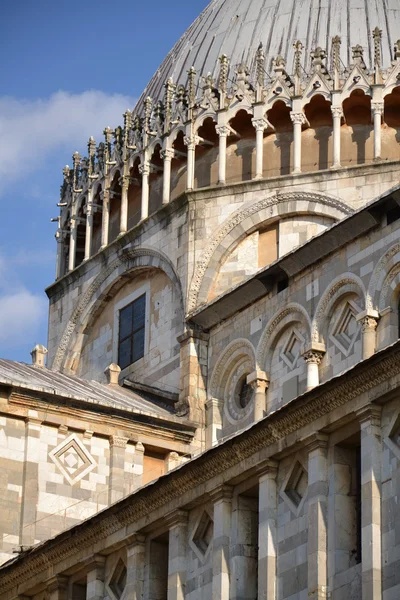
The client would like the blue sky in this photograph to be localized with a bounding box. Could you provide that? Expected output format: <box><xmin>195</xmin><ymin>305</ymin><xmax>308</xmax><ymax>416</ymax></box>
<box><xmin>0</xmin><ymin>0</ymin><xmax>208</xmax><ymax>361</ymax></box>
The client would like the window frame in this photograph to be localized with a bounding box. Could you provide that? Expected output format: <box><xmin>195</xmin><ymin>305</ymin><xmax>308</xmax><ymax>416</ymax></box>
<box><xmin>113</xmin><ymin>283</ymin><xmax>150</xmax><ymax>372</ymax></box>
<box><xmin>118</xmin><ymin>294</ymin><xmax>146</xmax><ymax>369</ymax></box>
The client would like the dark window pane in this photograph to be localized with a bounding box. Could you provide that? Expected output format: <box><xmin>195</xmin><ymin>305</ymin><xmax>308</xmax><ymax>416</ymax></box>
<box><xmin>119</xmin><ymin>338</ymin><xmax>132</xmax><ymax>369</ymax></box>
<box><xmin>119</xmin><ymin>304</ymin><xmax>133</xmax><ymax>340</ymax></box>
<box><xmin>133</xmin><ymin>295</ymin><xmax>146</xmax><ymax>331</ymax></box>
<box><xmin>132</xmin><ymin>327</ymin><xmax>145</xmax><ymax>362</ymax></box>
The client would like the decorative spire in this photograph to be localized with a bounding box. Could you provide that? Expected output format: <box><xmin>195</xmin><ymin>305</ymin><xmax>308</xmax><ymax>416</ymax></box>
<box><xmin>72</xmin><ymin>151</ymin><xmax>81</xmax><ymax>193</ymax></box>
<box><xmin>103</xmin><ymin>127</ymin><xmax>113</xmax><ymax>164</ymax></box>
<box><xmin>87</xmin><ymin>136</ymin><xmax>96</xmax><ymax>178</ymax></box>
<box><xmin>332</xmin><ymin>36</ymin><xmax>341</xmax><ymax>89</ymax></box>
<box><xmin>187</xmin><ymin>67</ymin><xmax>197</xmax><ymax>117</ymax></box>
<box><xmin>293</xmin><ymin>40</ymin><xmax>303</xmax><ymax>94</ymax></box>
<box><xmin>373</xmin><ymin>26</ymin><xmax>383</xmax><ymax>83</ymax></box>
<box><xmin>164</xmin><ymin>78</ymin><xmax>175</xmax><ymax>133</ymax></box>
<box><xmin>256</xmin><ymin>43</ymin><xmax>265</xmax><ymax>89</ymax></box>
<box><xmin>218</xmin><ymin>54</ymin><xmax>229</xmax><ymax>94</ymax></box>
<box><xmin>144</xmin><ymin>97</ymin><xmax>152</xmax><ymax>134</ymax></box>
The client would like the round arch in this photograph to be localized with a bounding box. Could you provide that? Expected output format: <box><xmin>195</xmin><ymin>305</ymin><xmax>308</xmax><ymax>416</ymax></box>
<box><xmin>187</xmin><ymin>190</ymin><xmax>353</xmax><ymax>312</ymax></box>
<box><xmin>256</xmin><ymin>303</ymin><xmax>311</xmax><ymax>371</ymax></box>
<box><xmin>51</xmin><ymin>247</ymin><xmax>184</xmax><ymax>373</ymax></box>
<box><xmin>311</xmin><ymin>273</ymin><xmax>366</xmax><ymax>344</ymax></box>
<box><xmin>368</xmin><ymin>242</ymin><xmax>400</xmax><ymax>313</ymax></box>
<box><xmin>208</xmin><ymin>338</ymin><xmax>256</xmax><ymax>400</ymax></box>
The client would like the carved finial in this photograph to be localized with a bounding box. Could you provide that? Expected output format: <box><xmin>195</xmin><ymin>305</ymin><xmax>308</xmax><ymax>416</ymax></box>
<box><xmin>113</xmin><ymin>126</ymin><xmax>123</xmax><ymax>161</ymax></box>
<box><xmin>273</xmin><ymin>55</ymin><xmax>286</xmax><ymax>73</ymax></box>
<box><xmin>123</xmin><ymin>109</ymin><xmax>132</xmax><ymax>132</ymax></box>
<box><xmin>219</xmin><ymin>54</ymin><xmax>229</xmax><ymax>94</ymax></box>
<box><xmin>352</xmin><ymin>44</ymin><xmax>364</xmax><ymax>61</ymax></box>
<box><xmin>187</xmin><ymin>66</ymin><xmax>197</xmax><ymax>109</ymax></box>
<box><xmin>164</xmin><ymin>77</ymin><xmax>175</xmax><ymax>132</ymax></box>
<box><xmin>144</xmin><ymin>97</ymin><xmax>152</xmax><ymax>133</ymax></box>
<box><xmin>332</xmin><ymin>36</ymin><xmax>341</xmax><ymax>87</ymax></box>
<box><xmin>293</xmin><ymin>40</ymin><xmax>303</xmax><ymax>78</ymax></box>
<box><xmin>96</xmin><ymin>142</ymin><xmax>105</xmax><ymax>174</ymax></box>
<box><xmin>256</xmin><ymin>43</ymin><xmax>265</xmax><ymax>88</ymax></box>
<box><xmin>104</xmin><ymin>363</ymin><xmax>121</xmax><ymax>386</ymax></box>
<box><xmin>311</xmin><ymin>47</ymin><xmax>327</xmax><ymax>71</ymax></box>
<box><xmin>88</xmin><ymin>137</ymin><xmax>96</xmax><ymax>177</ymax></box>
<box><xmin>373</xmin><ymin>26</ymin><xmax>382</xmax><ymax>67</ymax></box>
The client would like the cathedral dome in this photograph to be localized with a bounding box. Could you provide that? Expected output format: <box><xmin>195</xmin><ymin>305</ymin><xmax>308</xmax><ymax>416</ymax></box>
<box><xmin>137</xmin><ymin>0</ymin><xmax>399</xmax><ymax>108</ymax></box>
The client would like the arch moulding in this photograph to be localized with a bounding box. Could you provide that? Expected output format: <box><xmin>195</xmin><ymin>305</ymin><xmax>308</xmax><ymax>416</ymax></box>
<box><xmin>209</xmin><ymin>338</ymin><xmax>256</xmax><ymax>400</ymax></box>
<box><xmin>188</xmin><ymin>190</ymin><xmax>353</xmax><ymax>313</ymax></box>
<box><xmin>51</xmin><ymin>247</ymin><xmax>184</xmax><ymax>373</ymax></box>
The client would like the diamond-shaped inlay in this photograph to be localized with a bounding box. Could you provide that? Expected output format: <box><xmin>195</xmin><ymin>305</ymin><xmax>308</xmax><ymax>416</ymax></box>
<box><xmin>330</xmin><ymin>300</ymin><xmax>361</xmax><ymax>357</ymax></box>
<box><xmin>49</xmin><ymin>434</ymin><xmax>96</xmax><ymax>485</ymax></box>
<box><xmin>280</xmin><ymin>328</ymin><xmax>305</xmax><ymax>369</ymax></box>
<box><xmin>190</xmin><ymin>510</ymin><xmax>214</xmax><ymax>561</ymax></box>
<box><xmin>280</xmin><ymin>460</ymin><xmax>308</xmax><ymax>516</ymax></box>
<box><xmin>108</xmin><ymin>558</ymin><xmax>127</xmax><ymax>600</ymax></box>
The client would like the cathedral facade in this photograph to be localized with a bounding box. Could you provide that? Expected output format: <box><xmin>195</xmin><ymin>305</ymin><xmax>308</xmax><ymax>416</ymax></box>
<box><xmin>1</xmin><ymin>0</ymin><xmax>400</xmax><ymax>598</ymax></box>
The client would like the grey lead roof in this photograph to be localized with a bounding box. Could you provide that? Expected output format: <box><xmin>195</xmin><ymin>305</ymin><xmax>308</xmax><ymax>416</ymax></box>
<box><xmin>136</xmin><ymin>0</ymin><xmax>400</xmax><ymax>108</ymax></box>
<box><xmin>0</xmin><ymin>359</ymin><xmax>180</xmax><ymax>422</ymax></box>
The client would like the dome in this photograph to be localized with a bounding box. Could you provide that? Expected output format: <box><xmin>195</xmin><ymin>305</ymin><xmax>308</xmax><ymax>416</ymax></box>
<box><xmin>137</xmin><ymin>0</ymin><xmax>400</xmax><ymax>109</ymax></box>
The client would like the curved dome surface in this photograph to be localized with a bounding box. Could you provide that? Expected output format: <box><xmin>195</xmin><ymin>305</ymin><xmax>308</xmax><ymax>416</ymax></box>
<box><xmin>138</xmin><ymin>0</ymin><xmax>400</xmax><ymax>107</ymax></box>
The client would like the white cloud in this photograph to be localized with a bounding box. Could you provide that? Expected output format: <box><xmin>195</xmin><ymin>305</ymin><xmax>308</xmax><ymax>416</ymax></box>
<box><xmin>0</xmin><ymin>90</ymin><xmax>136</xmax><ymax>195</ymax></box>
<box><xmin>0</xmin><ymin>290</ymin><xmax>47</xmax><ymax>347</ymax></box>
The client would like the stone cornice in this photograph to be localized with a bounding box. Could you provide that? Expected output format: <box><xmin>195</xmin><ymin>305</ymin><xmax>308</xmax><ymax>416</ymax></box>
<box><xmin>1</xmin><ymin>341</ymin><xmax>400</xmax><ymax>595</ymax></box>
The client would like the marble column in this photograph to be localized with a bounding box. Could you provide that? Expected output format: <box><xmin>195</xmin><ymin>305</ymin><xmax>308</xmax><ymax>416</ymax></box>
<box><xmin>371</xmin><ymin>102</ymin><xmax>384</xmax><ymax>160</ymax></box>
<box><xmin>161</xmin><ymin>148</ymin><xmax>174</xmax><ymax>204</ymax></box>
<box><xmin>139</xmin><ymin>163</ymin><xmax>150</xmax><ymax>221</ymax></box>
<box><xmin>184</xmin><ymin>135</ymin><xmax>198</xmax><ymax>191</ymax></box>
<box><xmin>360</xmin><ymin>315</ymin><xmax>379</xmax><ymax>360</ymax></box>
<box><xmin>258</xmin><ymin>463</ymin><xmax>278</xmax><ymax>600</ymax></box>
<box><xmin>290</xmin><ymin>112</ymin><xmax>306</xmax><ymax>174</ymax></box>
<box><xmin>167</xmin><ymin>510</ymin><xmax>188</xmax><ymax>600</ymax></box>
<box><xmin>126</xmin><ymin>534</ymin><xmax>146</xmax><ymax>600</ymax></box>
<box><xmin>55</xmin><ymin>229</ymin><xmax>65</xmax><ymax>279</ymax></box>
<box><xmin>205</xmin><ymin>397</ymin><xmax>224</xmax><ymax>447</ymax></box>
<box><xmin>331</xmin><ymin>107</ymin><xmax>343</xmax><ymax>168</ymax></box>
<box><xmin>307</xmin><ymin>434</ymin><xmax>329</xmax><ymax>600</ymax></box>
<box><xmin>252</xmin><ymin>118</ymin><xmax>267</xmax><ymax>179</ymax></box>
<box><xmin>211</xmin><ymin>485</ymin><xmax>233</xmax><ymax>600</ymax></box>
<box><xmin>86</xmin><ymin>555</ymin><xmax>105</xmax><ymax>600</ymax></box>
<box><xmin>47</xmin><ymin>576</ymin><xmax>68</xmax><ymax>600</ymax></box>
<box><xmin>303</xmin><ymin>348</ymin><xmax>325</xmax><ymax>391</ymax></box>
<box><xmin>120</xmin><ymin>174</ymin><xmax>129</xmax><ymax>235</ymax></box>
<box><xmin>68</xmin><ymin>218</ymin><xmax>77</xmax><ymax>272</ymax></box>
<box><xmin>357</xmin><ymin>406</ymin><xmax>382</xmax><ymax>600</ymax></box>
<box><xmin>216</xmin><ymin>125</ymin><xmax>229</xmax><ymax>185</ymax></box>
<box><xmin>247</xmin><ymin>370</ymin><xmax>269</xmax><ymax>420</ymax></box>
<box><xmin>108</xmin><ymin>435</ymin><xmax>128</xmax><ymax>504</ymax></box>
<box><xmin>100</xmin><ymin>188</ymin><xmax>110</xmax><ymax>249</ymax></box>
<box><xmin>84</xmin><ymin>203</ymin><xmax>94</xmax><ymax>261</ymax></box>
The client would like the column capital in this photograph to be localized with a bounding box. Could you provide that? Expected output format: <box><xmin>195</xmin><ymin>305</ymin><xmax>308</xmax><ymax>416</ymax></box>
<box><xmin>47</xmin><ymin>575</ymin><xmax>69</xmax><ymax>593</ymax></box>
<box><xmin>209</xmin><ymin>484</ymin><xmax>233</xmax><ymax>504</ymax></box>
<box><xmin>164</xmin><ymin>509</ymin><xmax>189</xmax><ymax>529</ymax></box>
<box><xmin>251</xmin><ymin>117</ymin><xmax>269</xmax><ymax>132</ymax></box>
<box><xmin>371</xmin><ymin>101</ymin><xmax>384</xmax><ymax>115</ymax></box>
<box><xmin>303</xmin><ymin>432</ymin><xmax>329</xmax><ymax>453</ymax></box>
<box><xmin>215</xmin><ymin>124</ymin><xmax>231</xmax><ymax>137</ymax></box>
<box><xmin>206</xmin><ymin>396</ymin><xmax>224</xmax><ymax>409</ymax></box>
<box><xmin>357</xmin><ymin>313</ymin><xmax>379</xmax><ymax>333</ymax></box>
<box><xmin>290</xmin><ymin>111</ymin><xmax>307</xmax><ymax>125</ymax></box>
<box><xmin>303</xmin><ymin>349</ymin><xmax>325</xmax><ymax>365</ymax></box>
<box><xmin>356</xmin><ymin>404</ymin><xmax>382</xmax><ymax>427</ymax></box>
<box><xmin>161</xmin><ymin>148</ymin><xmax>174</xmax><ymax>160</ymax></box>
<box><xmin>331</xmin><ymin>106</ymin><xmax>344</xmax><ymax>118</ymax></box>
<box><xmin>138</xmin><ymin>163</ymin><xmax>150</xmax><ymax>176</ymax></box>
<box><xmin>125</xmin><ymin>532</ymin><xmax>146</xmax><ymax>548</ymax></box>
<box><xmin>83</xmin><ymin>553</ymin><xmax>106</xmax><ymax>570</ymax></box>
<box><xmin>177</xmin><ymin>328</ymin><xmax>209</xmax><ymax>344</ymax></box>
<box><xmin>109</xmin><ymin>435</ymin><xmax>129</xmax><ymax>449</ymax></box>
<box><xmin>183</xmin><ymin>134</ymin><xmax>200</xmax><ymax>148</ymax></box>
<box><xmin>246</xmin><ymin>370</ymin><xmax>269</xmax><ymax>391</ymax></box>
<box><xmin>254</xmin><ymin>458</ymin><xmax>279</xmax><ymax>479</ymax></box>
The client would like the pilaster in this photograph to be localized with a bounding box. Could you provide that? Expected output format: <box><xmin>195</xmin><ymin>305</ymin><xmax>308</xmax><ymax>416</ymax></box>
<box><xmin>20</xmin><ymin>418</ymin><xmax>42</xmax><ymax>547</ymax></box>
<box><xmin>126</xmin><ymin>534</ymin><xmax>146</xmax><ymax>600</ymax></box>
<box><xmin>211</xmin><ymin>485</ymin><xmax>233</xmax><ymax>600</ymax></box>
<box><xmin>258</xmin><ymin>462</ymin><xmax>278</xmax><ymax>600</ymax></box>
<box><xmin>166</xmin><ymin>510</ymin><xmax>188</xmax><ymax>600</ymax></box>
<box><xmin>85</xmin><ymin>555</ymin><xmax>106</xmax><ymax>600</ymax></box>
<box><xmin>108</xmin><ymin>436</ymin><xmax>128</xmax><ymax>504</ymax></box>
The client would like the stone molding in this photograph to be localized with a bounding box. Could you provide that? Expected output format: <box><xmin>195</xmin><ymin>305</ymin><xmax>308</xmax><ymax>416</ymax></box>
<box><xmin>109</xmin><ymin>436</ymin><xmax>129</xmax><ymax>449</ymax></box>
<box><xmin>187</xmin><ymin>190</ymin><xmax>353</xmax><ymax>312</ymax></box>
<box><xmin>208</xmin><ymin>338</ymin><xmax>256</xmax><ymax>400</ymax></box>
<box><xmin>368</xmin><ymin>242</ymin><xmax>400</xmax><ymax>312</ymax></box>
<box><xmin>2</xmin><ymin>344</ymin><xmax>400</xmax><ymax>595</ymax></box>
<box><xmin>52</xmin><ymin>247</ymin><xmax>184</xmax><ymax>372</ymax></box>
